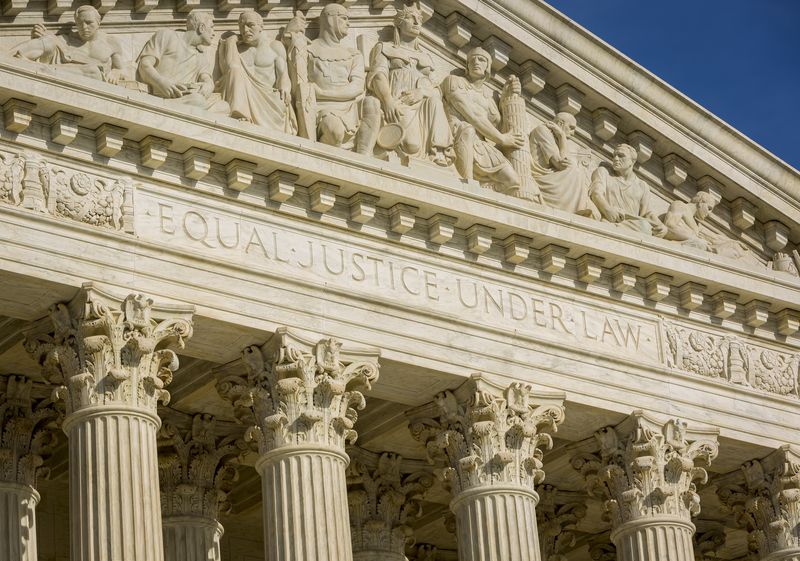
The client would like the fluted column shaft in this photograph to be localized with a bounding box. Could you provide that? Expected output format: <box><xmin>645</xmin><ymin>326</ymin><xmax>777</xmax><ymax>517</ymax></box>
<box><xmin>611</xmin><ymin>517</ymin><xmax>694</xmax><ymax>561</ymax></box>
<box><xmin>0</xmin><ymin>482</ymin><xmax>40</xmax><ymax>561</ymax></box>
<box><xmin>452</xmin><ymin>485</ymin><xmax>541</xmax><ymax>561</ymax></box>
<box><xmin>257</xmin><ymin>446</ymin><xmax>352</xmax><ymax>561</ymax></box>
<box><xmin>67</xmin><ymin>408</ymin><xmax>163</xmax><ymax>561</ymax></box>
<box><xmin>163</xmin><ymin>516</ymin><xmax>224</xmax><ymax>561</ymax></box>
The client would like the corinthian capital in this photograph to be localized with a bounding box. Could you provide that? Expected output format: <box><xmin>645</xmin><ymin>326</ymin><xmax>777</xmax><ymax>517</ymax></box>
<box><xmin>536</xmin><ymin>484</ymin><xmax>587</xmax><ymax>561</ymax></box>
<box><xmin>23</xmin><ymin>284</ymin><xmax>194</xmax><ymax>419</ymax></box>
<box><xmin>571</xmin><ymin>411</ymin><xmax>718</xmax><ymax>527</ymax></box>
<box><xmin>216</xmin><ymin>327</ymin><xmax>380</xmax><ymax>454</ymax></box>
<box><xmin>717</xmin><ymin>445</ymin><xmax>800</xmax><ymax>559</ymax></box>
<box><xmin>407</xmin><ymin>374</ymin><xmax>565</xmax><ymax>495</ymax></box>
<box><xmin>347</xmin><ymin>449</ymin><xmax>434</xmax><ymax>558</ymax></box>
<box><xmin>158</xmin><ymin>413</ymin><xmax>247</xmax><ymax>520</ymax></box>
<box><xmin>0</xmin><ymin>375</ymin><xmax>60</xmax><ymax>487</ymax></box>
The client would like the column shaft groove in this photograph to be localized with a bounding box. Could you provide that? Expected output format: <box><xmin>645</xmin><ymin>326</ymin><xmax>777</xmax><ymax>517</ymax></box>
<box><xmin>0</xmin><ymin>482</ymin><xmax>39</xmax><ymax>561</ymax></box>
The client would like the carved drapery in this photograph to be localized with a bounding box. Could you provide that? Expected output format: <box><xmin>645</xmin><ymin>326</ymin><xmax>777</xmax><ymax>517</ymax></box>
<box><xmin>717</xmin><ymin>445</ymin><xmax>800</xmax><ymax>561</ymax></box>
<box><xmin>23</xmin><ymin>284</ymin><xmax>194</xmax><ymax>561</ymax></box>
<box><xmin>347</xmin><ymin>450</ymin><xmax>434</xmax><ymax>561</ymax></box>
<box><xmin>571</xmin><ymin>412</ymin><xmax>719</xmax><ymax>561</ymax></box>
<box><xmin>535</xmin><ymin>485</ymin><xmax>587</xmax><ymax>561</ymax></box>
<box><xmin>408</xmin><ymin>374</ymin><xmax>565</xmax><ymax>561</ymax></box>
<box><xmin>217</xmin><ymin>327</ymin><xmax>380</xmax><ymax>561</ymax></box>
<box><xmin>158</xmin><ymin>413</ymin><xmax>246</xmax><ymax>561</ymax></box>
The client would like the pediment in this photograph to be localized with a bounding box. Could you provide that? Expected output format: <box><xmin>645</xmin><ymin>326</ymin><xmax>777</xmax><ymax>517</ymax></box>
<box><xmin>0</xmin><ymin>0</ymin><xmax>798</xmax><ymax>325</ymax></box>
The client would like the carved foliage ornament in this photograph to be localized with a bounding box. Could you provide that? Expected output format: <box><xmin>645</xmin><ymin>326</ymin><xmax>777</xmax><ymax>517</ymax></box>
<box><xmin>158</xmin><ymin>413</ymin><xmax>247</xmax><ymax>520</ymax></box>
<box><xmin>662</xmin><ymin>319</ymin><xmax>800</xmax><ymax>398</ymax></box>
<box><xmin>216</xmin><ymin>329</ymin><xmax>380</xmax><ymax>454</ymax></box>
<box><xmin>717</xmin><ymin>446</ymin><xmax>800</xmax><ymax>559</ymax></box>
<box><xmin>0</xmin><ymin>149</ymin><xmax>134</xmax><ymax>233</ymax></box>
<box><xmin>409</xmin><ymin>378</ymin><xmax>565</xmax><ymax>495</ymax></box>
<box><xmin>0</xmin><ymin>375</ymin><xmax>60</xmax><ymax>488</ymax></box>
<box><xmin>346</xmin><ymin>451</ymin><xmax>434</xmax><ymax>555</ymax></box>
<box><xmin>24</xmin><ymin>287</ymin><xmax>194</xmax><ymax>417</ymax></box>
<box><xmin>571</xmin><ymin>416</ymin><xmax>718</xmax><ymax>527</ymax></box>
<box><xmin>536</xmin><ymin>484</ymin><xmax>587</xmax><ymax>561</ymax></box>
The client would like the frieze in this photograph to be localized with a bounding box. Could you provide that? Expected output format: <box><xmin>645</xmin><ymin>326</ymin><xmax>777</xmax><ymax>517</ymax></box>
<box><xmin>0</xmin><ymin>147</ymin><xmax>134</xmax><ymax>233</ymax></box>
<box><xmin>661</xmin><ymin>319</ymin><xmax>800</xmax><ymax>398</ymax></box>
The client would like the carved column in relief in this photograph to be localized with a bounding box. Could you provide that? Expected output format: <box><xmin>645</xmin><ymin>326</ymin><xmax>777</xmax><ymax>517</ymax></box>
<box><xmin>717</xmin><ymin>445</ymin><xmax>800</xmax><ymax>561</ymax></box>
<box><xmin>346</xmin><ymin>449</ymin><xmax>434</xmax><ymax>561</ymax></box>
<box><xmin>0</xmin><ymin>375</ymin><xmax>59</xmax><ymax>561</ymax></box>
<box><xmin>24</xmin><ymin>284</ymin><xmax>194</xmax><ymax>561</ymax></box>
<box><xmin>158</xmin><ymin>413</ymin><xmax>246</xmax><ymax>561</ymax></box>
<box><xmin>407</xmin><ymin>374</ymin><xmax>566</xmax><ymax>561</ymax></box>
<box><xmin>216</xmin><ymin>328</ymin><xmax>380</xmax><ymax>561</ymax></box>
<box><xmin>535</xmin><ymin>485</ymin><xmax>587</xmax><ymax>561</ymax></box>
<box><xmin>571</xmin><ymin>411</ymin><xmax>719</xmax><ymax>561</ymax></box>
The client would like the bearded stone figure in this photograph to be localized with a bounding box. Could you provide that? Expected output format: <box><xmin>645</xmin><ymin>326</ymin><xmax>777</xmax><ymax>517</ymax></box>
<box><xmin>12</xmin><ymin>6</ymin><xmax>131</xmax><ymax>85</ymax></box>
<box><xmin>219</xmin><ymin>10</ymin><xmax>296</xmax><ymax>133</ymax></box>
<box><xmin>441</xmin><ymin>47</ymin><xmax>525</xmax><ymax>194</ymax></box>
<box><xmin>589</xmin><ymin>143</ymin><xmax>666</xmax><ymax>236</ymax></box>
<box><xmin>529</xmin><ymin>112</ymin><xmax>596</xmax><ymax>217</ymax></box>
<box><xmin>362</xmin><ymin>3</ymin><xmax>453</xmax><ymax>165</ymax></box>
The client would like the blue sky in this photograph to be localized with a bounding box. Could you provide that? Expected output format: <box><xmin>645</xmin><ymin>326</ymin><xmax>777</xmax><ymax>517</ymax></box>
<box><xmin>546</xmin><ymin>0</ymin><xmax>800</xmax><ymax>170</ymax></box>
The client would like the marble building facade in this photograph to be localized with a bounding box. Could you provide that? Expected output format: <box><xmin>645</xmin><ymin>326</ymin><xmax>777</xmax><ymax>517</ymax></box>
<box><xmin>0</xmin><ymin>1</ymin><xmax>798</xmax><ymax>560</ymax></box>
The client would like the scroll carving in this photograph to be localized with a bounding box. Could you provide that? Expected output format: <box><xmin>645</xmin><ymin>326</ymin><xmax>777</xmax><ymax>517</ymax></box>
<box><xmin>571</xmin><ymin>414</ymin><xmax>718</xmax><ymax>527</ymax></box>
<box><xmin>408</xmin><ymin>376</ymin><xmax>565</xmax><ymax>496</ymax></box>
<box><xmin>158</xmin><ymin>413</ymin><xmax>246</xmax><ymax>520</ymax></box>
<box><xmin>216</xmin><ymin>328</ymin><xmax>380</xmax><ymax>454</ymax></box>
<box><xmin>23</xmin><ymin>286</ymin><xmax>194</xmax><ymax>418</ymax></box>
<box><xmin>0</xmin><ymin>375</ymin><xmax>60</xmax><ymax>488</ymax></box>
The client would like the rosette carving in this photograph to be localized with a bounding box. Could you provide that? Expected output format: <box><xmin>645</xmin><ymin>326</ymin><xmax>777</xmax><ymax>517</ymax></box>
<box><xmin>536</xmin><ymin>484</ymin><xmax>587</xmax><ymax>561</ymax></box>
<box><xmin>347</xmin><ymin>450</ymin><xmax>434</xmax><ymax>558</ymax></box>
<box><xmin>0</xmin><ymin>375</ymin><xmax>60</xmax><ymax>487</ymax></box>
<box><xmin>216</xmin><ymin>327</ymin><xmax>380</xmax><ymax>454</ymax></box>
<box><xmin>571</xmin><ymin>412</ymin><xmax>718</xmax><ymax>527</ymax></box>
<box><xmin>717</xmin><ymin>445</ymin><xmax>800</xmax><ymax>560</ymax></box>
<box><xmin>158</xmin><ymin>413</ymin><xmax>247</xmax><ymax>520</ymax></box>
<box><xmin>408</xmin><ymin>375</ymin><xmax>565</xmax><ymax>495</ymax></box>
<box><xmin>23</xmin><ymin>284</ymin><xmax>194</xmax><ymax>417</ymax></box>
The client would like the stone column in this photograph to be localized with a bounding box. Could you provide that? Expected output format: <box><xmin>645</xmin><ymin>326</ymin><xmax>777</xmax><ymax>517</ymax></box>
<box><xmin>571</xmin><ymin>411</ymin><xmax>719</xmax><ymax>561</ymax></box>
<box><xmin>346</xmin><ymin>449</ymin><xmax>434</xmax><ymax>561</ymax></box>
<box><xmin>24</xmin><ymin>284</ymin><xmax>194</xmax><ymax>561</ymax></box>
<box><xmin>535</xmin><ymin>485</ymin><xmax>587</xmax><ymax>561</ymax></box>
<box><xmin>717</xmin><ymin>445</ymin><xmax>800</xmax><ymax>561</ymax></box>
<box><xmin>0</xmin><ymin>375</ymin><xmax>59</xmax><ymax>561</ymax></box>
<box><xmin>217</xmin><ymin>328</ymin><xmax>380</xmax><ymax>561</ymax></box>
<box><xmin>407</xmin><ymin>374</ymin><xmax>566</xmax><ymax>561</ymax></box>
<box><xmin>158</xmin><ymin>413</ymin><xmax>245</xmax><ymax>561</ymax></box>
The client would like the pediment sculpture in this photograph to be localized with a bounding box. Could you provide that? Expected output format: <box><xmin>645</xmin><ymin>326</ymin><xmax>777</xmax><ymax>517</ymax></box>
<box><xmin>3</xmin><ymin>1</ymin><xmax>795</xmax><ymax>280</ymax></box>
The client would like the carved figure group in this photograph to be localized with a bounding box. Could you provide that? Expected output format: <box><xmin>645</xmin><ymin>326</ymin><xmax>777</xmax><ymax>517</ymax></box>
<box><xmin>5</xmin><ymin>3</ymin><xmax>782</xmax><ymax>273</ymax></box>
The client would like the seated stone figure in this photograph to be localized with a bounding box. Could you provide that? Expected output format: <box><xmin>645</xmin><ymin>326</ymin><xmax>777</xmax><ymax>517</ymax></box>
<box><xmin>12</xmin><ymin>6</ymin><xmax>130</xmax><ymax>85</ymax></box>
<box><xmin>362</xmin><ymin>3</ymin><xmax>452</xmax><ymax>164</ymax></box>
<box><xmin>589</xmin><ymin>144</ymin><xmax>666</xmax><ymax>236</ymax></box>
<box><xmin>663</xmin><ymin>191</ymin><xmax>762</xmax><ymax>266</ymax></box>
<box><xmin>219</xmin><ymin>11</ymin><xmax>296</xmax><ymax>133</ymax></box>
<box><xmin>306</xmin><ymin>4</ymin><xmax>378</xmax><ymax>150</ymax></box>
<box><xmin>441</xmin><ymin>47</ymin><xmax>525</xmax><ymax>193</ymax></box>
<box><xmin>137</xmin><ymin>11</ymin><xmax>228</xmax><ymax>113</ymax></box>
<box><xmin>529</xmin><ymin>112</ymin><xmax>595</xmax><ymax>216</ymax></box>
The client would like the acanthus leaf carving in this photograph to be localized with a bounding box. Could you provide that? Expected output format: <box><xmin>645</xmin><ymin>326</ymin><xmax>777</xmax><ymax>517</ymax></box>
<box><xmin>23</xmin><ymin>285</ymin><xmax>194</xmax><ymax>418</ymax></box>
<box><xmin>346</xmin><ymin>449</ymin><xmax>434</xmax><ymax>557</ymax></box>
<box><xmin>535</xmin><ymin>484</ymin><xmax>587</xmax><ymax>561</ymax></box>
<box><xmin>408</xmin><ymin>375</ymin><xmax>565</xmax><ymax>496</ymax></box>
<box><xmin>571</xmin><ymin>413</ymin><xmax>718</xmax><ymax>528</ymax></box>
<box><xmin>0</xmin><ymin>375</ymin><xmax>61</xmax><ymax>488</ymax></box>
<box><xmin>717</xmin><ymin>445</ymin><xmax>800</xmax><ymax>560</ymax></box>
<box><xmin>158</xmin><ymin>413</ymin><xmax>247</xmax><ymax>520</ymax></box>
<box><xmin>216</xmin><ymin>327</ymin><xmax>380</xmax><ymax>455</ymax></box>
